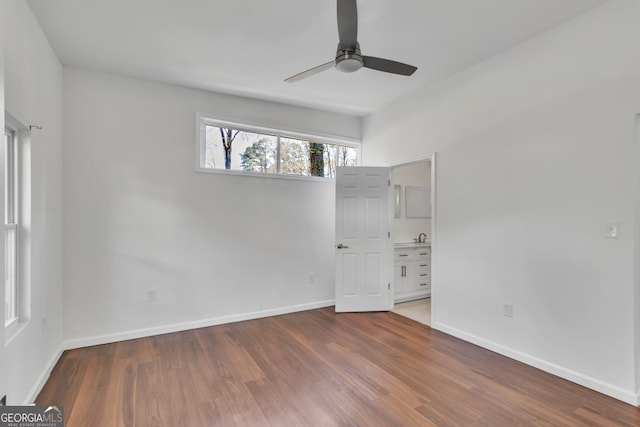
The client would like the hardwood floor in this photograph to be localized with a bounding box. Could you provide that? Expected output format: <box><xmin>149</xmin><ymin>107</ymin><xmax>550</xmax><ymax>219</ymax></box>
<box><xmin>37</xmin><ymin>308</ymin><xmax>639</xmax><ymax>426</ymax></box>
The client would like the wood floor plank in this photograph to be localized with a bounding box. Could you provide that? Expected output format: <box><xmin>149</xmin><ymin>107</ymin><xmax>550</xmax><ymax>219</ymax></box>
<box><xmin>38</xmin><ymin>352</ymin><xmax>90</xmax><ymax>425</ymax></box>
<box><xmin>244</xmin><ymin>377</ymin><xmax>312</xmax><ymax>426</ymax></box>
<box><xmin>134</xmin><ymin>360</ymin><xmax>172</xmax><ymax>426</ymax></box>
<box><xmin>63</xmin><ymin>353</ymin><xmax>113</xmax><ymax>426</ymax></box>
<box><xmin>36</xmin><ymin>307</ymin><xmax>640</xmax><ymax>426</ymax></box>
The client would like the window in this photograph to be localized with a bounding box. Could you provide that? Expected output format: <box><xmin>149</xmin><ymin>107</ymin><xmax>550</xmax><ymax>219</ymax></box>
<box><xmin>198</xmin><ymin>117</ymin><xmax>359</xmax><ymax>179</ymax></box>
<box><xmin>4</xmin><ymin>127</ymin><xmax>18</xmax><ymax>328</ymax></box>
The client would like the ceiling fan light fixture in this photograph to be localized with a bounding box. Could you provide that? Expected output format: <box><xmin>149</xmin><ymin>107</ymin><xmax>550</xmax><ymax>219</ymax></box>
<box><xmin>335</xmin><ymin>42</ymin><xmax>363</xmax><ymax>73</ymax></box>
<box><xmin>336</xmin><ymin>55</ymin><xmax>363</xmax><ymax>73</ymax></box>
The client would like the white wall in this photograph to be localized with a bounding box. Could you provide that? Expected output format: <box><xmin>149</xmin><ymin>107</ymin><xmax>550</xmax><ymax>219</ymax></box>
<box><xmin>362</xmin><ymin>0</ymin><xmax>640</xmax><ymax>404</ymax></box>
<box><xmin>393</xmin><ymin>162</ymin><xmax>431</xmax><ymax>243</ymax></box>
<box><xmin>63</xmin><ymin>68</ymin><xmax>361</xmax><ymax>345</ymax></box>
<box><xmin>1</xmin><ymin>0</ymin><xmax>64</xmax><ymax>404</ymax></box>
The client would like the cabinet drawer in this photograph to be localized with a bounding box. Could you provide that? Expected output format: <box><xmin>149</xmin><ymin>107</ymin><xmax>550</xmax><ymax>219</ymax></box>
<box><xmin>394</xmin><ymin>249</ymin><xmax>415</xmax><ymax>262</ymax></box>
<box><xmin>416</xmin><ymin>248</ymin><xmax>431</xmax><ymax>261</ymax></box>
<box><xmin>418</xmin><ymin>283</ymin><xmax>431</xmax><ymax>292</ymax></box>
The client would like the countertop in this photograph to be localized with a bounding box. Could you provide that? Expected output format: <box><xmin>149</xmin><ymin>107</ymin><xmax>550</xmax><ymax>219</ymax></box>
<box><xmin>394</xmin><ymin>242</ymin><xmax>431</xmax><ymax>248</ymax></box>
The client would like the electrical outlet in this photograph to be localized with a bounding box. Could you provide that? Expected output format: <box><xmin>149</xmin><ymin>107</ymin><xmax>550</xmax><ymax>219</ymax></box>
<box><xmin>604</xmin><ymin>220</ymin><xmax>619</xmax><ymax>238</ymax></box>
<box><xmin>308</xmin><ymin>273</ymin><xmax>315</xmax><ymax>284</ymax></box>
<box><xmin>147</xmin><ymin>290</ymin><xmax>157</xmax><ymax>302</ymax></box>
<box><xmin>503</xmin><ymin>303</ymin><xmax>513</xmax><ymax>318</ymax></box>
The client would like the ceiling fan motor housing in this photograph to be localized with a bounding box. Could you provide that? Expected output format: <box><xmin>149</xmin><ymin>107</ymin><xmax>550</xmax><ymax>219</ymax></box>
<box><xmin>335</xmin><ymin>42</ymin><xmax>363</xmax><ymax>73</ymax></box>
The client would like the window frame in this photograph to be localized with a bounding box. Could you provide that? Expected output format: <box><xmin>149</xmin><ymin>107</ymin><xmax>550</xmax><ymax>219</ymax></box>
<box><xmin>195</xmin><ymin>114</ymin><xmax>361</xmax><ymax>181</ymax></box>
<box><xmin>4</xmin><ymin>126</ymin><xmax>18</xmax><ymax>329</ymax></box>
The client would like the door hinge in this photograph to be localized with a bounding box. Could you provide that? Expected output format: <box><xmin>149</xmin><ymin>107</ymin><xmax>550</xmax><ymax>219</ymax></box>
<box><xmin>388</xmin><ymin>179</ymin><xmax>391</xmax><ymax>187</ymax></box>
<box><xmin>388</xmin><ymin>283</ymin><xmax>391</xmax><ymax>290</ymax></box>
<box><xmin>388</xmin><ymin>231</ymin><xmax>391</xmax><ymax>238</ymax></box>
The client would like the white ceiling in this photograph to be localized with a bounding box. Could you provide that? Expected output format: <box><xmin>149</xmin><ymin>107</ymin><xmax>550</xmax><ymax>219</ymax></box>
<box><xmin>27</xmin><ymin>0</ymin><xmax>607</xmax><ymax>116</ymax></box>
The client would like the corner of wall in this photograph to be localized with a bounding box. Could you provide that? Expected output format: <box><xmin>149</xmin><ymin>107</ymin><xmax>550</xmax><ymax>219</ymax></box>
<box><xmin>2</xmin><ymin>0</ymin><xmax>65</xmax><ymax>405</ymax></box>
<box><xmin>634</xmin><ymin>114</ymin><xmax>640</xmax><ymax>407</ymax></box>
<box><xmin>0</xmin><ymin>0</ymin><xmax>7</xmax><ymax>403</ymax></box>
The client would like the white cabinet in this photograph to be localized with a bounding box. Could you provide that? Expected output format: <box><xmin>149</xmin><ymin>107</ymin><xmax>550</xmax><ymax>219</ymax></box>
<box><xmin>394</xmin><ymin>245</ymin><xmax>431</xmax><ymax>302</ymax></box>
<box><xmin>415</xmin><ymin>247</ymin><xmax>431</xmax><ymax>294</ymax></box>
<box><xmin>394</xmin><ymin>249</ymin><xmax>416</xmax><ymax>295</ymax></box>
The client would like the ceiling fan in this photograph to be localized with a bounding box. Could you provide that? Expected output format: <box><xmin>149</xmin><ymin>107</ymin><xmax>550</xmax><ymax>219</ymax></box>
<box><xmin>285</xmin><ymin>0</ymin><xmax>417</xmax><ymax>83</ymax></box>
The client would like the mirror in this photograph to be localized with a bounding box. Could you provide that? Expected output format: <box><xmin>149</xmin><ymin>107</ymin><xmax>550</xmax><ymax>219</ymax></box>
<box><xmin>405</xmin><ymin>186</ymin><xmax>431</xmax><ymax>218</ymax></box>
<box><xmin>394</xmin><ymin>185</ymin><xmax>401</xmax><ymax>218</ymax></box>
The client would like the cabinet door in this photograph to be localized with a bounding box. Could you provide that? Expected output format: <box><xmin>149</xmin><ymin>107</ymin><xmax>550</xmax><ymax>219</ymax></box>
<box><xmin>404</xmin><ymin>262</ymin><xmax>418</xmax><ymax>293</ymax></box>
<box><xmin>394</xmin><ymin>263</ymin><xmax>414</xmax><ymax>295</ymax></box>
<box><xmin>394</xmin><ymin>263</ymin><xmax>405</xmax><ymax>295</ymax></box>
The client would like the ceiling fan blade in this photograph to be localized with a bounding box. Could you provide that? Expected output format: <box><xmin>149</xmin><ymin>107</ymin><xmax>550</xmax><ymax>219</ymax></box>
<box><xmin>362</xmin><ymin>56</ymin><xmax>417</xmax><ymax>76</ymax></box>
<box><xmin>337</xmin><ymin>0</ymin><xmax>358</xmax><ymax>50</ymax></box>
<box><xmin>285</xmin><ymin>61</ymin><xmax>335</xmax><ymax>83</ymax></box>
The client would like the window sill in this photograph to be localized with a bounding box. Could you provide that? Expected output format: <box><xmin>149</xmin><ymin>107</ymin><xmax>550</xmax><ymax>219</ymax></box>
<box><xmin>195</xmin><ymin>166</ymin><xmax>337</xmax><ymax>183</ymax></box>
<box><xmin>5</xmin><ymin>319</ymin><xmax>28</xmax><ymax>346</ymax></box>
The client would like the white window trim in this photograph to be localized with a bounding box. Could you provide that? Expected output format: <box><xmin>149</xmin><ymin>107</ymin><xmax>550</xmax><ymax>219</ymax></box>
<box><xmin>4</xmin><ymin>113</ymin><xmax>30</xmax><ymax>344</ymax></box>
<box><xmin>194</xmin><ymin>113</ymin><xmax>361</xmax><ymax>182</ymax></box>
<box><xmin>4</xmin><ymin>126</ymin><xmax>18</xmax><ymax>330</ymax></box>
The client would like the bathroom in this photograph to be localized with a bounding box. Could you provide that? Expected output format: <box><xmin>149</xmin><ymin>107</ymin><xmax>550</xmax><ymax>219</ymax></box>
<box><xmin>392</xmin><ymin>160</ymin><xmax>432</xmax><ymax>325</ymax></box>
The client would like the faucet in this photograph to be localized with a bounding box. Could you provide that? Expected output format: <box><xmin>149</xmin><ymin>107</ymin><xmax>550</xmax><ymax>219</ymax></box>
<box><xmin>418</xmin><ymin>233</ymin><xmax>427</xmax><ymax>243</ymax></box>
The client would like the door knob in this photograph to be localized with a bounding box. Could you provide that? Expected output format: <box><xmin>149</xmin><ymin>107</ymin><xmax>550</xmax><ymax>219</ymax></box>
<box><xmin>336</xmin><ymin>243</ymin><xmax>349</xmax><ymax>249</ymax></box>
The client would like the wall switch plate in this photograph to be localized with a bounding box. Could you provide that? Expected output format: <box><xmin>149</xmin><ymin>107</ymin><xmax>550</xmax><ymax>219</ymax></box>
<box><xmin>503</xmin><ymin>303</ymin><xmax>513</xmax><ymax>318</ymax></box>
<box><xmin>604</xmin><ymin>220</ymin><xmax>620</xmax><ymax>238</ymax></box>
<box><xmin>147</xmin><ymin>290</ymin><xmax>157</xmax><ymax>302</ymax></box>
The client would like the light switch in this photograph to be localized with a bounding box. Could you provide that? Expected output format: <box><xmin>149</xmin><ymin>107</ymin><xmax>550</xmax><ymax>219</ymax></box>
<box><xmin>604</xmin><ymin>220</ymin><xmax>619</xmax><ymax>239</ymax></box>
<box><xmin>503</xmin><ymin>303</ymin><xmax>513</xmax><ymax>318</ymax></box>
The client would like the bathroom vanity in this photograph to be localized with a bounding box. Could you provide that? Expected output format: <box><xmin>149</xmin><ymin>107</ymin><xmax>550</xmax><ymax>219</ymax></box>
<box><xmin>394</xmin><ymin>243</ymin><xmax>431</xmax><ymax>303</ymax></box>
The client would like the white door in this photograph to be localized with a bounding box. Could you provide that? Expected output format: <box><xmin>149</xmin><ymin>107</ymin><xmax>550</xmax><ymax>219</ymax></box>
<box><xmin>335</xmin><ymin>167</ymin><xmax>392</xmax><ymax>312</ymax></box>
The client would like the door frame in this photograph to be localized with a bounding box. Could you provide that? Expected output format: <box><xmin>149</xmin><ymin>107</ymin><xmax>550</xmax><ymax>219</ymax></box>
<box><xmin>389</xmin><ymin>153</ymin><xmax>437</xmax><ymax>324</ymax></box>
<box><xmin>633</xmin><ymin>115</ymin><xmax>640</xmax><ymax>400</ymax></box>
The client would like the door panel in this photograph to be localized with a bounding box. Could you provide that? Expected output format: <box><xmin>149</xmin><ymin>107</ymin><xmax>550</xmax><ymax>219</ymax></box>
<box><xmin>342</xmin><ymin>197</ymin><xmax>358</xmax><ymax>238</ymax></box>
<box><xmin>342</xmin><ymin>254</ymin><xmax>358</xmax><ymax>296</ymax></box>
<box><xmin>335</xmin><ymin>167</ymin><xmax>391</xmax><ymax>312</ymax></box>
<box><xmin>365</xmin><ymin>253</ymin><xmax>381</xmax><ymax>295</ymax></box>
<box><xmin>366</xmin><ymin>198</ymin><xmax>381</xmax><ymax>238</ymax></box>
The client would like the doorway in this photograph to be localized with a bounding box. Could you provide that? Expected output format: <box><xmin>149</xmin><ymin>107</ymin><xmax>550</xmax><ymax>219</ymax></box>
<box><xmin>389</xmin><ymin>156</ymin><xmax>434</xmax><ymax>326</ymax></box>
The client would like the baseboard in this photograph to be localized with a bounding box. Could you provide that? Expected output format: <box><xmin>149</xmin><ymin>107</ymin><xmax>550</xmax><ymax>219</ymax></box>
<box><xmin>431</xmin><ymin>321</ymin><xmax>638</xmax><ymax>407</ymax></box>
<box><xmin>63</xmin><ymin>299</ymin><xmax>335</xmax><ymax>350</ymax></box>
<box><xmin>394</xmin><ymin>291</ymin><xmax>430</xmax><ymax>304</ymax></box>
<box><xmin>25</xmin><ymin>343</ymin><xmax>64</xmax><ymax>404</ymax></box>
